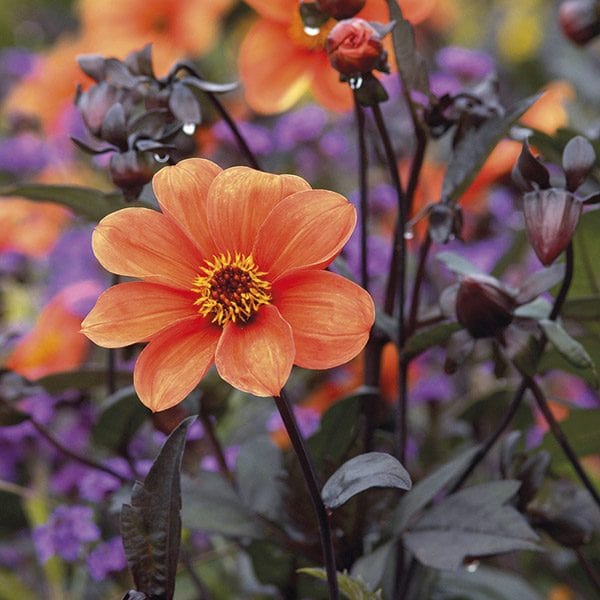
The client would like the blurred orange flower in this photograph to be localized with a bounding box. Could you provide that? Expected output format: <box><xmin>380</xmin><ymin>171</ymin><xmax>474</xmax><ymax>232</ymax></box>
<box><xmin>5</xmin><ymin>281</ymin><xmax>99</xmax><ymax>380</ymax></box>
<box><xmin>82</xmin><ymin>158</ymin><xmax>374</xmax><ymax>411</ymax></box>
<box><xmin>239</xmin><ymin>0</ymin><xmax>436</xmax><ymax>114</ymax></box>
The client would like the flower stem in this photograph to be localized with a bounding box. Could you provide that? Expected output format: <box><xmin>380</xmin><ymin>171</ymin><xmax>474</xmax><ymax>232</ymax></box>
<box><xmin>204</xmin><ymin>91</ymin><xmax>262</xmax><ymax>170</ymax></box>
<box><xmin>449</xmin><ymin>242</ymin><xmax>575</xmax><ymax>491</ymax></box>
<box><xmin>525</xmin><ymin>375</ymin><xmax>600</xmax><ymax>509</ymax></box>
<box><xmin>575</xmin><ymin>547</ymin><xmax>600</xmax><ymax>596</ymax></box>
<box><xmin>273</xmin><ymin>391</ymin><xmax>339</xmax><ymax>600</ymax></box>
<box><xmin>107</xmin><ymin>273</ymin><xmax>120</xmax><ymax>395</ymax></box>
<box><xmin>198</xmin><ymin>400</ymin><xmax>234</xmax><ymax>485</ymax></box>
<box><xmin>354</xmin><ymin>92</ymin><xmax>370</xmax><ymax>292</ymax></box>
<box><xmin>31</xmin><ymin>419</ymin><xmax>130</xmax><ymax>484</ymax></box>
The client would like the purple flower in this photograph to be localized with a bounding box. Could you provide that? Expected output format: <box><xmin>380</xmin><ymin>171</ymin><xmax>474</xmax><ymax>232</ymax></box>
<box><xmin>201</xmin><ymin>445</ymin><xmax>240</xmax><ymax>472</ymax></box>
<box><xmin>266</xmin><ymin>406</ymin><xmax>321</xmax><ymax>439</ymax></box>
<box><xmin>429</xmin><ymin>72</ymin><xmax>462</xmax><ymax>97</ymax></box>
<box><xmin>0</xmin><ymin>133</ymin><xmax>49</xmax><ymax>175</ymax></box>
<box><xmin>33</xmin><ymin>505</ymin><xmax>100</xmax><ymax>563</ymax></box>
<box><xmin>212</xmin><ymin>121</ymin><xmax>273</xmax><ymax>156</ymax></box>
<box><xmin>274</xmin><ymin>105</ymin><xmax>328</xmax><ymax>151</ymax></box>
<box><xmin>436</xmin><ymin>46</ymin><xmax>495</xmax><ymax>81</ymax></box>
<box><xmin>87</xmin><ymin>537</ymin><xmax>127</xmax><ymax>581</ymax></box>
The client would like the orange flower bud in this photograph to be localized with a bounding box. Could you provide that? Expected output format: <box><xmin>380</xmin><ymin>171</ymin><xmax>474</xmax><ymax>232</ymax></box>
<box><xmin>326</xmin><ymin>18</ymin><xmax>387</xmax><ymax>77</ymax></box>
<box><xmin>316</xmin><ymin>0</ymin><xmax>366</xmax><ymax>19</ymax></box>
<box><xmin>522</xmin><ymin>188</ymin><xmax>583</xmax><ymax>266</ymax></box>
<box><xmin>455</xmin><ymin>275</ymin><xmax>516</xmax><ymax>339</ymax></box>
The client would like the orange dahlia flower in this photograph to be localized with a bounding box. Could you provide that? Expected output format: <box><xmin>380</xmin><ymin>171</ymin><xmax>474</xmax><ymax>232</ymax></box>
<box><xmin>81</xmin><ymin>159</ymin><xmax>374</xmax><ymax>411</ymax></box>
<box><xmin>239</xmin><ymin>0</ymin><xmax>435</xmax><ymax>114</ymax></box>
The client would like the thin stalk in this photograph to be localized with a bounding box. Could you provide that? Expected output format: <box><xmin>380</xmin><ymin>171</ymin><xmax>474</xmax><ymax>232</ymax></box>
<box><xmin>198</xmin><ymin>402</ymin><xmax>234</xmax><ymax>485</ymax></box>
<box><xmin>354</xmin><ymin>93</ymin><xmax>370</xmax><ymax>292</ymax></box>
<box><xmin>274</xmin><ymin>391</ymin><xmax>339</xmax><ymax>600</ymax></box>
<box><xmin>407</xmin><ymin>234</ymin><xmax>432</xmax><ymax>336</ymax></box>
<box><xmin>575</xmin><ymin>547</ymin><xmax>600</xmax><ymax>596</ymax></box>
<box><xmin>205</xmin><ymin>91</ymin><xmax>261</xmax><ymax>170</ymax></box>
<box><xmin>31</xmin><ymin>420</ymin><xmax>130</xmax><ymax>484</ymax></box>
<box><xmin>180</xmin><ymin>550</ymin><xmax>210</xmax><ymax>600</ymax></box>
<box><xmin>449</xmin><ymin>242</ymin><xmax>575</xmax><ymax>491</ymax></box>
<box><xmin>107</xmin><ymin>273</ymin><xmax>120</xmax><ymax>395</ymax></box>
<box><xmin>526</xmin><ymin>375</ymin><xmax>600</xmax><ymax>509</ymax></box>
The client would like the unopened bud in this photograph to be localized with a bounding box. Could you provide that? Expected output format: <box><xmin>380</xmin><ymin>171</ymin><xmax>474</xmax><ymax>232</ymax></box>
<box><xmin>558</xmin><ymin>0</ymin><xmax>600</xmax><ymax>45</ymax></box>
<box><xmin>316</xmin><ymin>0</ymin><xmax>366</xmax><ymax>19</ymax></box>
<box><xmin>455</xmin><ymin>275</ymin><xmax>516</xmax><ymax>339</ymax></box>
<box><xmin>109</xmin><ymin>150</ymin><xmax>156</xmax><ymax>200</ymax></box>
<box><xmin>326</xmin><ymin>18</ymin><xmax>387</xmax><ymax>77</ymax></box>
<box><xmin>522</xmin><ymin>188</ymin><xmax>583</xmax><ymax>266</ymax></box>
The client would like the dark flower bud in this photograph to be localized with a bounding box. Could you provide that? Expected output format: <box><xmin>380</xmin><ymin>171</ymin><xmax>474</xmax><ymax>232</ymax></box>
<box><xmin>455</xmin><ymin>274</ymin><xmax>517</xmax><ymax>338</ymax></box>
<box><xmin>535</xmin><ymin>511</ymin><xmax>594</xmax><ymax>547</ymax></box>
<box><xmin>514</xmin><ymin>451</ymin><xmax>551</xmax><ymax>509</ymax></box>
<box><xmin>522</xmin><ymin>188</ymin><xmax>583</xmax><ymax>266</ymax></box>
<box><xmin>316</xmin><ymin>0</ymin><xmax>366</xmax><ymax>19</ymax></box>
<box><xmin>326</xmin><ymin>18</ymin><xmax>388</xmax><ymax>77</ymax></box>
<box><xmin>512</xmin><ymin>140</ymin><xmax>551</xmax><ymax>192</ymax></box>
<box><xmin>109</xmin><ymin>150</ymin><xmax>157</xmax><ymax>200</ymax></box>
<box><xmin>562</xmin><ymin>135</ymin><xmax>596</xmax><ymax>192</ymax></box>
<box><xmin>75</xmin><ymin>82</ymin><xmax>121</xmax><ymax>137</ymax></box>
<box><xmin>558</xmin><ymin>0</ymin><xmax>600</xmax><ymax>45</ymax></box>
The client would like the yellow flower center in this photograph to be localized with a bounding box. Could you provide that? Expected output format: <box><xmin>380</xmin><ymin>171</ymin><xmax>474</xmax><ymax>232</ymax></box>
<box><xmin>192</xmin><ymin>252</ymin><xmax>271</xmax><ymax>326</ymax></box>
<box><xmin>288</xmin><ymin>10</ymin><xmax>335</xmax><ymax>51</ymax></box>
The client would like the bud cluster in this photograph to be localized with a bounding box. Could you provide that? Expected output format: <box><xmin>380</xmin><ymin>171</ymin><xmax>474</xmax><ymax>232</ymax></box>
<box><xmin>73</xmin><ymin>44</ymin><xmax>236</xmax><ymax>199</ymax></box>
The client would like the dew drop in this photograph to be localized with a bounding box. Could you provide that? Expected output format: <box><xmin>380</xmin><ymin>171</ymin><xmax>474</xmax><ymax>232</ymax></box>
<box><xmin>466</xmin><ymin>560</ymin><xmax>479</xmax><ymax>573</ymax></box>
<box><xmin>403</xmin><ymin>229</ymin><xmax>414</xmax><ymax>240</ymax></box>
<box><xmin>349</xmin><ymin>76</ymin><xmax>363</xmax><ymax>90</ymax></box>
<box><xmin>304</xmin><ymin>26</ymin><xmax>320</xmax><ymax>36</ymax></box>
<box><xmin>182</xmin><ymin>122</ymin><xmax>196</xmax><ymax>135</ymax></box>
<box><xmin>154</xmin><ymin>153</ymin><xmax>170</xmax><ymax>163</ymax></box>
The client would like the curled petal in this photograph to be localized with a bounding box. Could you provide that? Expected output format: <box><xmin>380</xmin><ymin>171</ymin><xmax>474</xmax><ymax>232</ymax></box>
<box><xmin>152</xmin><ymin>158</ymin><xmax>222</xmax><ymax>259</ymax></box>
<box><xmin>207</xmin><ymin>166</ymin><xmax>310</xmax><ymax>255</ymax></box>
<box><xmin>133</xmin><ymin>318</ymin><xmax>220</xmax><ymax>412</ymax></box>
<box><xmin>92</xmin><ymin>207</ymin><xmax>203</xmax><ymax>289</ymax></box>
<box><xmin>81</xmin><ymin>282</ymin><xmax>198</xmax><ymax>348</ymax></box>
<box><xmin>273</xmin><ymin>270</ymin><xmax>374</xmax><ymax>369</ymax></box>
<box><xmin>254</xmin><ymin>189</ymin><xmax>356</xmax><ymax>280</ymax></box>
<box><xmin>215</xmin><ymin>305</ymin><xmax>294</xmax><ymax>396</ymax></box>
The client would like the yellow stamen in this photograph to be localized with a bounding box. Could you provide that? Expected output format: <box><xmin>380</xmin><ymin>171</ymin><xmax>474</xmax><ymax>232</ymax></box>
<box><xmin>288</xmin><ymin>10</ymin><xmax>335</xmax><ymax>51</ymax></box>
<box><xmin>192</xmin><ymin>252</ymin><xmax>271</xmax><ymax>326</ymax></box>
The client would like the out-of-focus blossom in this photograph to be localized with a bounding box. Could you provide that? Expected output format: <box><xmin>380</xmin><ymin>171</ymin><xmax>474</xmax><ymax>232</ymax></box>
<box><xmin>268</xmin><ymin>405</ymin><xmax>321</xmax><ymax>448</ymax></box>
<box><xmin>0</xmin><ymin>133</ymin><xmax>50</xmax><ymax>176</ymax></box>
<box><xmin>5</xmin><ymin>280</ymin><xmax>101</xmax><ymax>380</ymax></box>
<box><xmin>87</xmin><ymin>537</ymin><xmax>128</xmax><ymax>581</ymax></box>
<box><xmin>33</xmin><ymin>505</ymin><xmax>100</xmax><ymax>563</ymax></box>
<box><xmin>435</xmin><ymin>46</ymin><xmax>495</xmax><ymax>81</ymax></box>
<box><xmin>201</xmin><ymin>445</ymin><xmax>241</xmax><ymax>472</ymax></box>
<box><xmin>274</xmin><ymin>105</ymin><xmax>328</xmax><ymax>150</ymax></box>
<box><xmin>559</xmin><ymin>0</ymin><xmax>600</xmax><ymax>45</ymax></box>
<box><xmin>82</xmin><ymin>158</ymin><xmax>374</xmax><ymax>410</ymax></box>
<box><xmin>239</xmin><ymin>0</ymin><xmax>432</xmax><ymax>114</ymax></box>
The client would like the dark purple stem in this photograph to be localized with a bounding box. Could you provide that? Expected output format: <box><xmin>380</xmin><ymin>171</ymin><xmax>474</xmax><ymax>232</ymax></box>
<box><xmin>354</xmin><ymin>92</ymin><xmax>370</xmax><ymax>292</ymax></box>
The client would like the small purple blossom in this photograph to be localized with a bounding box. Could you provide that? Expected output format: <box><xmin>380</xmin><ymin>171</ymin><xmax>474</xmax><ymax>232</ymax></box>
<box><xmin>212</xmin><ymin>121</ymin><xmax>273</xmax><ymax>156</ymax></box>
<box><xmin>33</xmin><ymin>505</ymin><xmax>100</xmax><ymax>563</ymax></box>
<box><xmin>266</xmin><ymin>406</ymin><xmax>321</xmax><ymax>439</ymax></box>
<box><xmin>274</xmin><ymin>105</ymin><xmax>328</xmax><ymax>151</ymax></box>
<box><xmin>87</xmin><ymin>537</ymin><xmax>127</xmax><ymax>581</ymax></box>
<box><xmin>0</xmin><ymin>133</ymin><xmax>50</xmax><ymax>175</ymax></box>
<box><xmin>436</xmin><ymin>46</ymin><xmax>495</xmax><ymax>81</ymax></box>
<box><xmin>201</xmin><ymin>445</ymin><xmax>240</xmax><ymax>472</ymax></box>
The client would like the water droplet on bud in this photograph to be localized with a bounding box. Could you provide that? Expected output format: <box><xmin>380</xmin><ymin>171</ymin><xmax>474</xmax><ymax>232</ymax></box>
<box><xmin>154</xmin><ymin>153</ymin><xmax>170</xmax><ymax>163</ymax></box>
<box><xmin>182</xmin><ymin>122</ymin><xmax>196</xmax><ymax>135</ymax></box>
<box><xmin>403</xmin><ymin>229</ymin><xmax>414</xmax><ymax>240</ymax></box>
<box><xmin>304</xmin><ymin>26</ymin><xmax>320</xmax><ymax>36</ymax></box>
<box><xmin>349</xmin><ymin>76</ymin><xmax>363</xmax><ymax>90</ymax></box>
<box><xmin>466</xmin><ymin>560</ymin><xmax>480</xmax><ymax>573</ymax></box>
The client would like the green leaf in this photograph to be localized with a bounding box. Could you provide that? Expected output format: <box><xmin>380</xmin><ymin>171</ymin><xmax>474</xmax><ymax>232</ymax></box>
<box><xmin>539</xmin><ymin>319</ymin><xmax>597</xmax><ymax>375</ymax></box>
<box><xmin>432</xmin><ymin>565</ymin><xmax>543</xmax><ymax>600</ymax></box>
<box><xmin>436</xmin><ymin>251</ymin><xmax>484</xmax><ymax>277</ymax></box>
<box><xmin>121</xmin><ymin>416</ymin><xmax>195</xmax><ymax>600</ymax></box>
<box><xmin>307</xmin><ymin>391</ymin><xmax>362</xmax><ymax>467</ymax></box>
<box><xmin>561</xmin><ymin>296</ymin><xmax>600</xmax><ymax>320</ymax></box>
<box><xmin>181</xmin><ymin>470</ymin><xmax>264</xmax><ymax>539</ymax></box>
<box><xmin>403</xmin><ymin>322</ymin><xmax>462</xmax><ymax>361</ymax></box>
<box><xmin>350</xmin><ymin>541</ymin><xmax>395</xmax><ymax>592</ymax></box>
<box><xmin>393</xmin><ymin>446</ymin><xmax>480</xmax><ymax>533</ymax></box>
<box><xmin>322</xmin><ymin>452</ymin><xmax>411</xmax><ymax>509</ymax></box>
<box><xmin>298</xmin><ymin>568</ymin><xmax>383</xmax><ymax>599</ymax></box>
<box><xmin>403</xmin><ymin>481</ymin><xmax>540</xmax><ymax>570</ymax></box>
<box><xmin>236</xmin><ymin>436</ymin><xmax>284</xmax><ymax>521</ymax></box>
<box><xmin>540</xmin><ymin>408</ymin><xmax>600</xmax><ymax>460</ymax></box>
<box><xmin>0</xmin><ymin>183</ymin><xmax>153</xmax><ymax>222</ymax></box>
<box><xmin>442</xmin><ymin>94</ymin><xmax>540</xmax><ymax>204</ymax></box>
<box><xmin>385</xmin><ymin>0</ymin><xmax>430</xmax><ymax>96</ymax></box>
<box><xmin>92</xmin><ymin>386</ymin><xmax>148</xmax><ymax>450</ymax></box>
<box><xmin>35</xmin><ymin>367</ymin><xmax>133</xmax><ymax>394</ymax></box>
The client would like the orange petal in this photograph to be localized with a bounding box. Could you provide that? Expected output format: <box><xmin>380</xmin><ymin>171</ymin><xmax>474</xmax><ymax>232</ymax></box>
<box><xmin>92</xmin><ymin>207</ymin><xmax>203</xmax><ymax>289</ymax></box>
<box><xmin>215</xmin><ymin>305</ymin><xmax>294</xmax><ymax>397</ymax></box>
<box><xmin>254</xmin><ymin>189</ymin><xmax>356</xmax><ymax>280</ymax></box>
<box><xmin>273</xmin><ymin>270</ymin><xmax>374</xmax><ymax>369</ymax></box>
<box><xmin>239</xmin><ymin>19</ymin><xmax>312</xmax><ymax>114</ymax></box>
<box><xmin>310</xmin><ymin>53</ymin><xmax>354</xmax><ymax>113</ymax></box>
<box><xmin>152</xmin><ymin>158</ymin><xmax>222</xmax><ymax>259</ymax></box>
<box><xmin>81</xmin><ymin>282</ymin><xmax>198</xmax><ymax>348</ymax></box>
<box><xmin>245</xmin><ymin>0</ymin><xmax>294</xmax><ymax>22</ymax></box>
<box><xmin>133</xmin><ymin>318</ymin><xmax>220</xmax><ymax>412</ymax></box>
<box><xmin>207</xmin><ymin>166</ymin><xmax>310</xmax><ymax>255</ymax></box>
